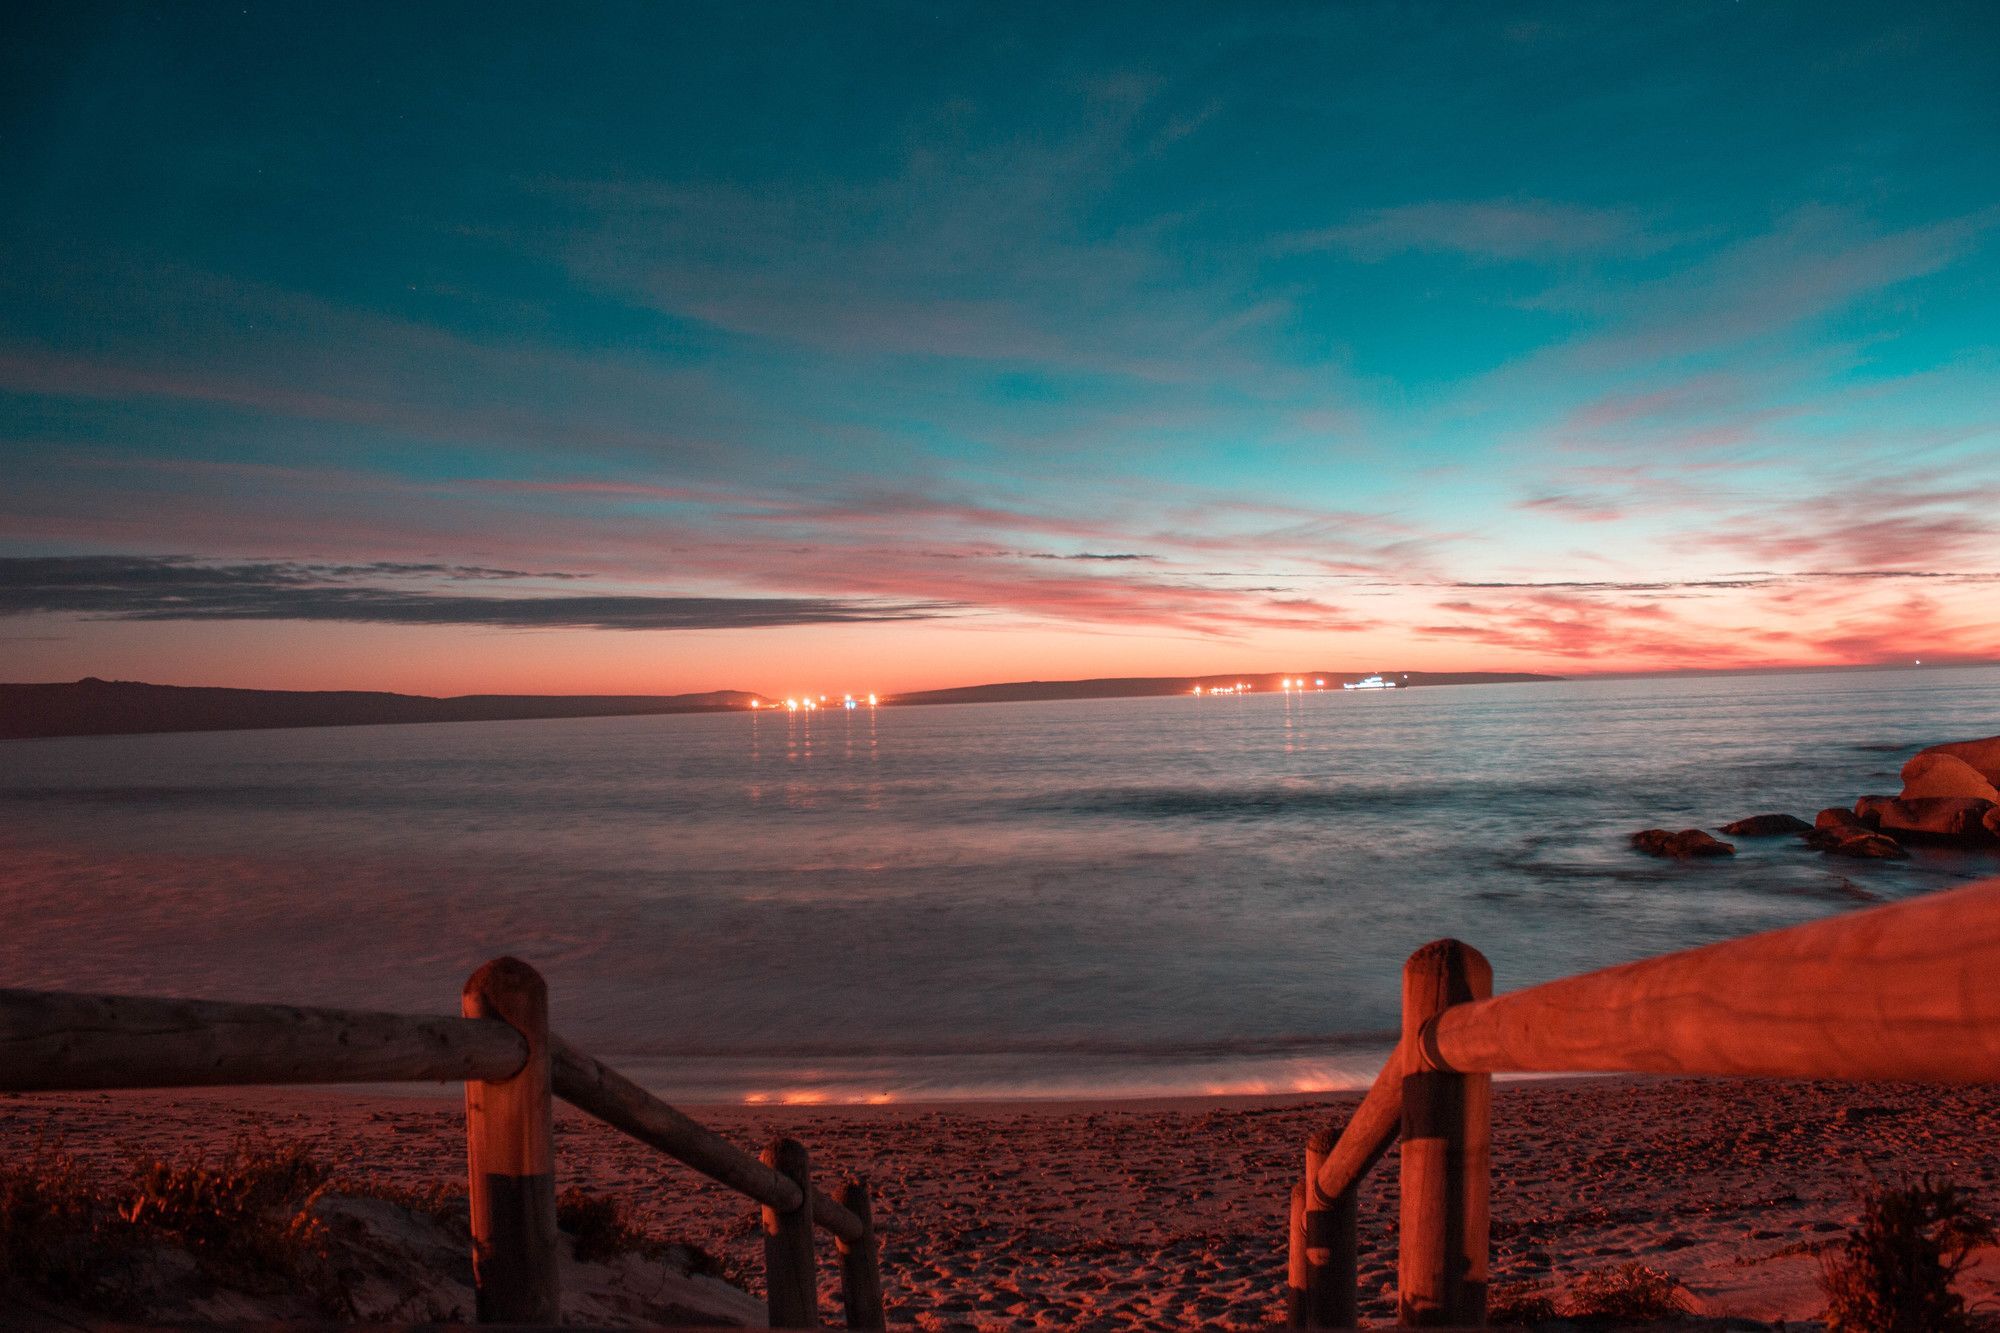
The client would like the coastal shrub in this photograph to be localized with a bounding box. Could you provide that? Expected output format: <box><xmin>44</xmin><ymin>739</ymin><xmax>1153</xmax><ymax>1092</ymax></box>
<box><xmin>557</xmin><ymin>1185</ymin><xmax>728</xmax><ymax>1281</ymax></box>
<box><xmin>0</xmin><ymin>1148</ymin><xmax>127</xmax><ymax>1303</ymax></box>
<box><xmin>558</xmin><ymin>1186</ymin><xmax>657</xmax><ymax>1263</ymax></box>
<box><xmin>1487</xmin><ymin>1279</ymin><xmax>1558</xmax><ymax>1324</ymax></box>
<box><xmin>1557</xmin><ymin>1262</ymin><xmax>1692</xmax><ymax>1319</ymax></box>
<box><xmin>121</xmin><ymin>1137</ymin><xmax>345</xmax><ymax>1308</ymax></box>
<box><xmin>0</xmin><ymin>1138</ymin><xmax>351</xmax><ymax>1314</ymax></box>
<box><xmin>1820</xmin><ymin>1175</ymin><xmax>1994</xmax><ymax>1333</ymax></box>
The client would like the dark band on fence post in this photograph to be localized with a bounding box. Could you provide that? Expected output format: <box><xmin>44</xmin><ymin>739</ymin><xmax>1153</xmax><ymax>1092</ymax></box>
<box><xmin>1287</xmin><ymin>1181</ymin><xmax>1309</xmax><ymax>1328</ymax></box>
<box><xmin>1397</xmin><ymin>939</ymin><xmax>1492</xmax><ymax>1328</ymax></box>
<box><xmin>837</xmin><ymin>1176</ymin><xmax>886</xmax><ymax>1330</ymax></box>
<box><xmin>762</xmin><ymin>1136</ymin><xmax>820</xmax><ymax>1328</ymax></box>
<box><xmin>463</xmin><ymin>957</ymin><xmax>560</xmax><ymax>1324</ymax></box>
<box><xmin>1303</xmin><ymin>1123</ymin><xmax>1358</xmax><ymax>1328</ymax></box>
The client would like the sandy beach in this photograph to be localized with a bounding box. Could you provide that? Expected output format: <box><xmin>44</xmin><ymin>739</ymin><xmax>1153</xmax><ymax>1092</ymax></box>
<box><xmin>8</xmin><ymin>1075</ymin><xmax>2000</xmax><ymax>1328</ymax></box>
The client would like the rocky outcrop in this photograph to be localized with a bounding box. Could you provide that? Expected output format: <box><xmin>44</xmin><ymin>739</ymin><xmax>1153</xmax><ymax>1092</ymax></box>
<box><xmin>1870</xmin><ymin>796</ymin><xmax>1996</xmax><ymax>843</ymax></box>
<box><xmin>1720</xmin><ymin>813</ymin><xmax>1812</xmax><ymax>836</ymax></box>
<box><xmin>1853</xmin><ymin>795</ymin><xmax>1899</xmax><ymax>828</ymax></box>
<box><xmin>1920</xmin><ymin>735</ymin><xmax>2000</xmax><ymax>781</ymax></box>
<box><xmin>1899</xmin><ymin>750</ymin><xmax>2000</xmax><ymax>802</ymax></box>
<box><xmin>1816</xmin><ymin>830</ymin><xmax>1907</xmax><ymax>859</ymax></box>
<box><xmin>1632</xmin><ymin>828</ymin><xmax>1735</xmax><ymax>858</ymax></box>
<box><xmin>1808</xmin><ymin>807</ymin><xmax>1907</xmax><ymax>857</ymax></box>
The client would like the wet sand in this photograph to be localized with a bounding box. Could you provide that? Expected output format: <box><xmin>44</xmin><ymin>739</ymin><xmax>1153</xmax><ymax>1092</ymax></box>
<box><xmin>7</xmin><ymin>1076</ymin><xmax>2000</xmax><ymax>1327</ymax></box>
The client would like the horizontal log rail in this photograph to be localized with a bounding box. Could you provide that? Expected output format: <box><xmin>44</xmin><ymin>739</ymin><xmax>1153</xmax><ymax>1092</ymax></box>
<box><xmin>1290</xmin><ymin>874</ymin><xmax>2000</xmax><ymax>1328</ymax></box>
<box><xmin>550</xmin><ymin>1035</ymin><xmax>867</xmax><ymax>1244</ymax></box>
<box><xmin>1422</xmin><ymin>877</ymin><xmax>2000</xmax><ymax>1083</ymax></box>
<box><xmin>0</xmin><ymin>988</ymin><xmax>529</xmax><ymax>1091</ymax></box>
<box><xmin>0</xmin><ymin>965</ymin><xmax>886</xmax><ymax>1328</ymax></box>
<box><xmin>1311</xmin><ymin>1042</ymin><xmax>1406</xmax><ymax>1203</ymax></box>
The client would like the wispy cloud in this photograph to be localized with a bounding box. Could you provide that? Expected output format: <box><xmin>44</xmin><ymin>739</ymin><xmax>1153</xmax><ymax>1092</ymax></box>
<box><xmin>1284</xmin><ymin>199</ymin><xmax>1658</xmax><ymax>262</ymax></box>
<box><xmin>0</xmin><ymin>557</ymin><xmax>955</xmax><ymax>631</ymax></box>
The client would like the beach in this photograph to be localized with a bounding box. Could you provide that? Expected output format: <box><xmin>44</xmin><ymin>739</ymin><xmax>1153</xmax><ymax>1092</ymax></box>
<box><xmin>8</xmin><ymin>1075</ymin><xmax>2000</xmax><ymax>1328</ymax></box>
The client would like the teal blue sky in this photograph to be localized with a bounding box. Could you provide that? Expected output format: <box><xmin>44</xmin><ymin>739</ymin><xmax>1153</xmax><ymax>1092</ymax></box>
<box><xmin>3</xmin><ymin>2</ymin><xmax>1998</xmax><ymax>692</ymax></box>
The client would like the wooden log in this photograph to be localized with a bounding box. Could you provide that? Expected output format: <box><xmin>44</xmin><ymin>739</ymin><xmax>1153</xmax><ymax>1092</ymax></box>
<box><xmin>1398</xmin><ymin>940</ymin><xmax>1492</xmax><ymax>1329</ymax></box>
<box><xmin>1311</xmin><ymin>1041</ymin><xmax>1407</xmax><ymax>1208</ymax></box>
<box><xmin>836</xmin><ymin>1177</ymin><xmax>886</xmax><ymax>1330</ymax></box>
<box><xmin>464</xmin><ymin>958</ymin><xmax>559</xmax><ymax>1324</ymax></box>
<box><xmin>762</xmin><ymin>1137</ymin><xmax>820</xmax><ymax>1328</ymax></box>
<box><xmin>0</xmin><ymin>988</ymin><xmax>526</xmax><ymax>1092</ymax></box>
<box><xmin>1303</xmin><ymin>1124</ymin><xmax>1358</xmax><ymax>1328</ymax></box>
<box><xmin>1425</xmin><ymin>875</ymin><xmax>2000</xmax><ymax>1082</ymax></box>
<box><xmin>548</xmin><ymin>1036</ymin><xmax>865</xmax><ymax>1243</ymax></box>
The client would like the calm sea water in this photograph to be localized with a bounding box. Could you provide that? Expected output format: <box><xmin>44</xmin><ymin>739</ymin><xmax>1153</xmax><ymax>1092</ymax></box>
<box><xmin>3</xmin><ymin>668</ymin><xmax>1997</xmax><ymax>1103</ymax></box>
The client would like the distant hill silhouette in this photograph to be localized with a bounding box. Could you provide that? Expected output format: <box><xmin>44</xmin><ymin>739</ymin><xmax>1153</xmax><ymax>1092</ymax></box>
<box><xmin>0</xmin><ymin>678</ymin><xmax>763</xmax><ymax>740</ymax></box>
<box><xmin>4</xmin><ymin>670</ymin><xmax>1565</xmax><ymax>740</ymax></box>
<box><xmin>883</xmin><ymin>670</ymin><xmax>1561</xmax><ymax>706</ymax></box>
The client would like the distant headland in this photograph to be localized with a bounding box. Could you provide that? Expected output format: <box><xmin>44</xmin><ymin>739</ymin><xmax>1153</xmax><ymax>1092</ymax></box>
<box><xmin>0</xmin><ymin>678</ymin><xmax>760</xmax><ymax>740</ymax></box>
<box><xmin>880</xmin><ymin>670</ymin><xmax>1560</xmax><ymax>707</ymax></box>
<box><xmin>1</xmin><ymin>671</ymin><xmax>1564</xmax><ymax>740</ymax></box>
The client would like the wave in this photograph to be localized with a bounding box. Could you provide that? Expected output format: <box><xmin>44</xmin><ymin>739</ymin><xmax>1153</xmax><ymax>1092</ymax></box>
<box><xmin>1019</xmin><ymin>780</ymin><xmax>1594</xmax><ymax>820</ymax></box>
<box><xmin>0</xmin><ymin>783</ymin><xmax>327</xmax><ymax>808</ymax></box>
<box><xmin>584</xmin><ymin>1029</ymin><xmax>1400</xmax><ymax>1062</ymax></box>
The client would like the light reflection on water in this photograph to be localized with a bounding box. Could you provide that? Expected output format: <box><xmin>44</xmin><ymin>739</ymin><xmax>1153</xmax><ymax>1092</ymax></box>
<box><xmin>1</xmin><ymin>667</ymin><xmax>1997</xmax><ymax>1102</ymax></box>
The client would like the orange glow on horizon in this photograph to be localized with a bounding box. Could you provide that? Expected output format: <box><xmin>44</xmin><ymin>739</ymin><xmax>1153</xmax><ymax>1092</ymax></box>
<box><xmin>10</xmin><ymin>589</ymin><xmax>1998</xmax><ymax>700</ymax></box>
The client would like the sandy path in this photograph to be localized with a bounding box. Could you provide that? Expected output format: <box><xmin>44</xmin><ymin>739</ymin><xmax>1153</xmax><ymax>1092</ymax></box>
<box><xmin>7</xmin><ymin>1077</ymin><xmax>2000</xmax><ymax>1327</ymax></box>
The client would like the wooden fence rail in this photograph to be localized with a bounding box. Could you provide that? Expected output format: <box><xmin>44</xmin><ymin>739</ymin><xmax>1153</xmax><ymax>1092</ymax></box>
<box><xmin>0</xmin><ymin>958</ymin><xmax>886</xmax><ymax>1329</ymax></box>
<box><xmin>1288</xmin><ymin>873</ymin><xmax>2000</xmax><ymax>1329</ymax></box>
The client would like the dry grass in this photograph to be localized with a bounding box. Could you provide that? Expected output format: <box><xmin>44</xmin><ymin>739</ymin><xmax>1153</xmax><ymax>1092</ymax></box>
<box><xmin>558</xmin><ymin>1186</ymin><xmax>658</xmax><ymax>1264</ymax></box>
<box><xmin>1488</xmin><ymin>1278</ymin><xmax>1560</xmax><ymax>1324</ymax></box>
<box><xmin>0</xmin><ymin>1137</ymin><xmax>399</xmax><ymax>1316</ymax></box>
<box><xmin>0</xmin><ymin>1145</ymin><xmax>121</xmax><ymax>1304</ymax></box>
<box><xmin>555</xmin><ymin>1185</ymin><xmax>734</xmax><ymax>1286</ymax></box>
<box><xmin>1490</xmin><ymin>1262</ymin><xmax>1691</xmax><ymax>1325</ymax></box>
<box><xmin>1821</xmin><ymin>1175</ymin><xmax>1995</xmax><ymax>1333</ymax></box>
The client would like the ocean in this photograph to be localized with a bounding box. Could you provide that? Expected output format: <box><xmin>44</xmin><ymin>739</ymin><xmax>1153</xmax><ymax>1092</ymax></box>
<box><xmin>3</xmin><ymin>667</ymin><xmax>1997</xmax><ymax>1103</ymax></box>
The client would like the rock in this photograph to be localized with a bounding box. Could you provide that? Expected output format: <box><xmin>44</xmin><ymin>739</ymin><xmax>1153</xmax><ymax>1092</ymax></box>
<box><xmin>1987</xmin><ymin>806</ymin><xmax>2000</xmax><ymax>841</ymax></box>
<box><xmin>1872</xmin><ymin>796</ymin><xmax>1996</xmax><ymax>844</ymax></box>
<box><xmin>1899</xmin><ymin>751</ymin><xmax>2000</xmax><ymax>803</ymax></box>
<box><xmin>1804</xmin><ymin>823</ymin><xmax>1907</xmax><ymax>857</ymax></box>
<box><xmin>1823</xmin><ymin>831</ymin><xmax>1908</xmax><ymax>859</ymax></box>
<box><xmin>1853</xmin><ymin>796</ymin><xmax>1898</xmax><ymax>828</ymax></box>
<box><xmin>1918</xmin><ymin>734</ymin><xmax>2000</xmax><ymax>784</ymax></box>
<box><xmin>1720</xmin><ymin>813</ymin><xmax>1813</xmax><ymax>836</ymax></box>
<box><xmin>1631</xmin><ymin>828</ymin><xmax>1736</xmax><ymax>858</ymax></box>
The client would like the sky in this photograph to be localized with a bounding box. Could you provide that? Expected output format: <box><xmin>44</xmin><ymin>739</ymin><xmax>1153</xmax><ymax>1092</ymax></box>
<box><xmin>3</xmin><ymin>1</ymin><xmax>1998</xmax><ymax>696</ymax></box>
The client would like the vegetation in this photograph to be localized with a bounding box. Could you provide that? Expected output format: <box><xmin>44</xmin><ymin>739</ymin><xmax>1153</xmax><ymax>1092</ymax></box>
<box><xmin>1821</xmin><ymin>1175</ymin><xmax>1995</xmax><ymax>1333</ymax></box>
<box><xmin>556</xmin><ymin>1185</ymin><xmax>735</xmax><ymax>1287</ymax></box>
<box><xmin>0</xmin><ymin>1138</ymin><xmax>349</xmax><ymax>1315</ymax></box>
<box><xmin>1487</xmin><ymin>1278</ymin><xmax>1560</xmax><ymax>1324</ymax></box>
<box><xmin>557</xmin><ymin>1186</ymin><xmax>659</xmax><ymax>1264</ymax></box>
<box><xmin>1489</xmin><ymin>1262</ymin><xmax>1691</xmax><ymax>1325</ymax></box>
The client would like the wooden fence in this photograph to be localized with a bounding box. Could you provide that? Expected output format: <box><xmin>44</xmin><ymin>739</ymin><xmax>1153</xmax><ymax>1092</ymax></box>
<box><xmin>0</xmin><ymin>956</ymin><xmax>883</xmax><ymax>1329</ymax></box>
<box><xmin>1287</xmin><ymin>874</ymin><xmax>2000</xmax><ymax>1329</ymax></box>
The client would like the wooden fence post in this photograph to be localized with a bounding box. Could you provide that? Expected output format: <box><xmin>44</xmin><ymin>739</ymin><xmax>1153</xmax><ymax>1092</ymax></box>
<box><xmin>1288</xmin><ymin>1181</ymin><xmax>1309</xmax><ymax>1328</ymax></box>
<box><xmin>762</xmin><ymin>1136</ymin><xmax>820</xmax><ymax>1328</ymax></box>
<box><xmin>463</xmin><ymin>957</ymin><xmax>558</xmax><ymax>1324</ymax></box>
<box><xmin>1397</xmin><ymin>940</ymin><xmax>1492</xmax><ymax>1328</ymax></box>
<box><xmin>837</xmin><ymin>1176</ymin><xmax>886</xmax><ymax>1329</ymax></box>
<box><xmin>1304</xmin><ymin>1124</ymin><xmax>1359</xmax><ymax>1327</ymax></box>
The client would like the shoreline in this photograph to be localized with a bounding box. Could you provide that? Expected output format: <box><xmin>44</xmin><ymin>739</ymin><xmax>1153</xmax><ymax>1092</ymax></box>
<box><xmin>11</xmin><ymin>1076</ymin><xmax>2000</xmax><ymax>1327</ymax></box>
